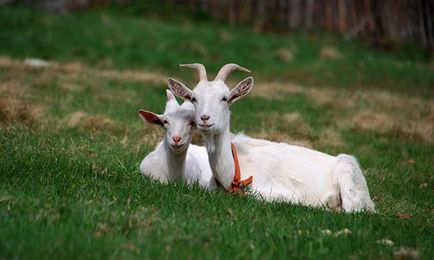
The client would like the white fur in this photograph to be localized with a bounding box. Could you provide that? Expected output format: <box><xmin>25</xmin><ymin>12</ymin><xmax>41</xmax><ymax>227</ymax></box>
<box><xmin>168</xmin><ymin>67</ymin><xmax>375</xmax><ymax>212</ymax></box>
<box><xmin>138</xmin><ymin>90</ymin><xmax>216</xmax><ymax>190</ymax></box>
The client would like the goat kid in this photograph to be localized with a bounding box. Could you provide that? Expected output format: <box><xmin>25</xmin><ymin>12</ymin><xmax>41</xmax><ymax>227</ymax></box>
<box><xmin>138</xmin><ymin>89</ymin><xmax>215</xmax><ymax>189</ymax></box>
<box><xmin>168</xmin><ymin>63</ymin><xmax>375</xmax><ymax>212</ymax></box>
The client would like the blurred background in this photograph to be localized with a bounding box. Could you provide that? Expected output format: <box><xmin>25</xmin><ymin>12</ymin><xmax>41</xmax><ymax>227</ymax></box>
<box><xmin>3</xmin><ymin>0</ymin><xmax>434</xmax><ymax>52</ymax></box>
<box><xmin>1</xmin><ymin>0</ymin><xmax>432</xmax><ymax>95</ymax></box>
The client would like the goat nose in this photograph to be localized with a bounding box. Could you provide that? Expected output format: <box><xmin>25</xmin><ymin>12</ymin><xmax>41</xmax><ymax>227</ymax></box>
<box><xmin>200</xmin><ymin>114</ymin><xmax>210</xmax><ymax>121</ymax></box>
<box><xmin>172</xmin><ymin>136</ymin><xmax>181</xmax><ymax>143</ymax></box>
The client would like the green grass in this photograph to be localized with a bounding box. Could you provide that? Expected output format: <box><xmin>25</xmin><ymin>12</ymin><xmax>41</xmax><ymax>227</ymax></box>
<box><xmin>0</xmin><ymin>6</ymin><xmax>433</xmax><ymax>259</ymax></box>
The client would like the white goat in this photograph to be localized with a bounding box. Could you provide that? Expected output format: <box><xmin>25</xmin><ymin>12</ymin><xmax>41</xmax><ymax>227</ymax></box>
<box><xmin>168</xmin><ymin>63</ymin><xmax>375</xmax><ymax>212</ymax></box>
<box><xmin>138</xmin><ymin>89</ymin><xmax>215</xmax><ymax>189</ymax></box>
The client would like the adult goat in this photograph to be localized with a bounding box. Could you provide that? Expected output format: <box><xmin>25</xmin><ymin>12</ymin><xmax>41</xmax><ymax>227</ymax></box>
<box><xmin>168</xmin><ymin>63</ymin><xmax>375</xmax><ymax>212</ymax></box>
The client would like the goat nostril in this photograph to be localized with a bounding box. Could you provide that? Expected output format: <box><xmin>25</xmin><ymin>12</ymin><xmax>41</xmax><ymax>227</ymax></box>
<box><xmin>172</xmin><ymin>136</ymin><xmax>181</xmax><ymax>143</ymax></box>
<box><xmin>200</xmin><ymin>115</ymin><xmax>210</xmax><ymax>121</ymax></box>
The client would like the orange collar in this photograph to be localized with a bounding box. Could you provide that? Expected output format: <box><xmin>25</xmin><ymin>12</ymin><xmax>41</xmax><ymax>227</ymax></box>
<box><xmin>228</xmin><ymin>143</ymin><xmax>253</xmax><ymax>193</ymax></box>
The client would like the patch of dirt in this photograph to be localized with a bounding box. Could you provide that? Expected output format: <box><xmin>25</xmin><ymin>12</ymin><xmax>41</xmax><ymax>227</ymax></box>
<box><xmin>95</xmin><ymin>88</ymin><xmax>138</xmax><ymax>103</ymax></box>
<box><xmin>0</xmin><ymin>80</ymin><xmax>43</xmax><ymax>127</ymax></box>
<box><xmin>352</xmin><ymin>110</ymin><xmax>434</xmax><ymax>143</ymax></box>
<box><xmin>97</xmin><ymin>70</ymin><xmax>166</xmax><ymax>84</ymax></box>
<box><xmin>0</xmin><ymin>56</ymin><xmax>21</xmax><ymax>67</ymax></box>
<box><xmin>260</xmin><ymin>112</ymin><xmax>313</xmax><ymax>139</ymax></box>
<box><xmin>252</xmin><ymin>131</ymin><xmax>313</xmax><ymax>148</ymax></box>
<box><xmin>305</xmin><ymin>86</ymin><xmax>434</xmax><ymax>144</ymax></box>
<box><xmin>66</xmin><ymin>111</ymin><xmax>122</xmax><ymax>134</ymax></box>
<box><xmin>275</xmin><ymin>48</ymin><xmax>294</xmax><ymax>63</ymax></box>
<box><xmin>58</xmin><ymin>61</ymin><xmax>84</xmax><ymax>73</ymax></box>
<box><xmin>80</xmin><ymin>115</ymin><xmax>116</xmax><ymax>132</ymax></box>
<box><xmin>319</xmin><ymin>47</ymin><xmax>342</xmax><ymax>60</ymax></box>
<box><xmin>0</xmin><ymin>55</ymin><xmax>166</xmax><ymax>84</ymax></box>
<box><xmin>357</xmin><ymin>90</ymin><xmax>433</xmax><ymax>114</ymax></box>
<box><xmin>251</xmin><ymin>112</ymin><xmax>315</xmax><ymax>148</ymax></box>
<box><xmin>282</xmin><ymin>112</ymin><xmax>313</xmax><ymax>138</ymax></box>
<box><xmin>0</xmin><ymin>96</ymin><xmax>43</xmax><ymax>126</ymax></box>
<box><xmin>319</xmin><ymin>127</ymin><xmax>345</xmax><ymax>147</ymax></box>
<box><xmin>67</xmin><ymin>111</ymin><xmax>88</xmax><ymax>127</ymax></box>
<box><xmin>59</xmin><ymin>81</ymin><xmax>82</xmax><ymax>92</ymax></box>
<box><xmin>305</xmin><ymin>88</ymin><xmax>338</xmax><ymax>106</ymax></box>
<box><xmin>0</xmin><ymin>81</ymin><xmax>27</xmax><ymax>97</ymax></box>
<box><xmin>352</xmin><ymin>111</ymin><xmax>394</xmax><ymax>131</ymax></box>
<box><xmin>252</xmin><ymin>118</ymin><xmax>344</xmax><ymax>149</ymax></box>
<box><xmin>251</xmin><ymin>82</ymin><xmax>303</xmax><ymax>100</ymax></box>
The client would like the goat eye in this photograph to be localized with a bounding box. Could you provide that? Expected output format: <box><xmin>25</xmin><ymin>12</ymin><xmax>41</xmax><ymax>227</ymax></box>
<box><xmin>222</xmin><ymin>97</ymin><xmax>228</xmax><ymax>102</ymax></box>
<box><xmin>191</xmin><ymin>97</ymin><xmax>197</xmax><ymax>103</ymax></box>
<box><xmin>163</xmin><ymin>119</ymin><xmax>169</xmax><ymax>125</ymax></box>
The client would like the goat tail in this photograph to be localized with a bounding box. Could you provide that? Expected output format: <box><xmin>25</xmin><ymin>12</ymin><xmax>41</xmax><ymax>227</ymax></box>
<box><xmin>335</xmin><ymin>154</ymin><xmax>376</xmax><ymax>213</ymax></box>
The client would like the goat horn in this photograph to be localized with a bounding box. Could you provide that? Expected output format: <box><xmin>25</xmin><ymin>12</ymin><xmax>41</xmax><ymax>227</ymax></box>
<box><xmin>214</xmin><ymin>63</ymin><xmax>251</xmax><ymax>82</ymax></box>
<box><xmin>179</xmin><ymin>63</ymin><xmax>208</xmax><ymax>82</ymax></box>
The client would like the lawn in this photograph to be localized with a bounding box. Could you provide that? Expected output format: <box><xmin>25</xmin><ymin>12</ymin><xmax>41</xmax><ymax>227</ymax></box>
<box><xmin>0</xmin><ymin>6</ymin><xmax>433</xmax><ymax>259</ymax></box>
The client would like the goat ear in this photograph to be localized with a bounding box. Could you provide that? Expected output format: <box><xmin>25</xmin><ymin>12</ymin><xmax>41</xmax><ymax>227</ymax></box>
<box><xmin>167</xmin><ymin>78</ymin><xmax>194</xmax><ymax>102</ymax></box>
<box><xmin>166</xmin><ymin>89</ymin><xmax>178</xmax><ymax>104</ymax></box>
<box><xmin>228</xmin><ymin>77</ymin><xmax>254</xmax><ymax>105</ymax></box>
<box><xmin>138</xmin><ymin>109</ymin><xmax>164</xmax><ymax>127</ymax></box>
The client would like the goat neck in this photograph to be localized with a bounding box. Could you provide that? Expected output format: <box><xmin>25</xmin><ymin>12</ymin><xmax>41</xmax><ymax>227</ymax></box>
<box><xmin>204</xmin><ymin>124</ymin><xmax>234</xmax><ymax>189</ymax></box>
<box><xmin>161</xmin><ymin>137</ymin><xmax>187</xmax><ymax>180</ymax></box>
